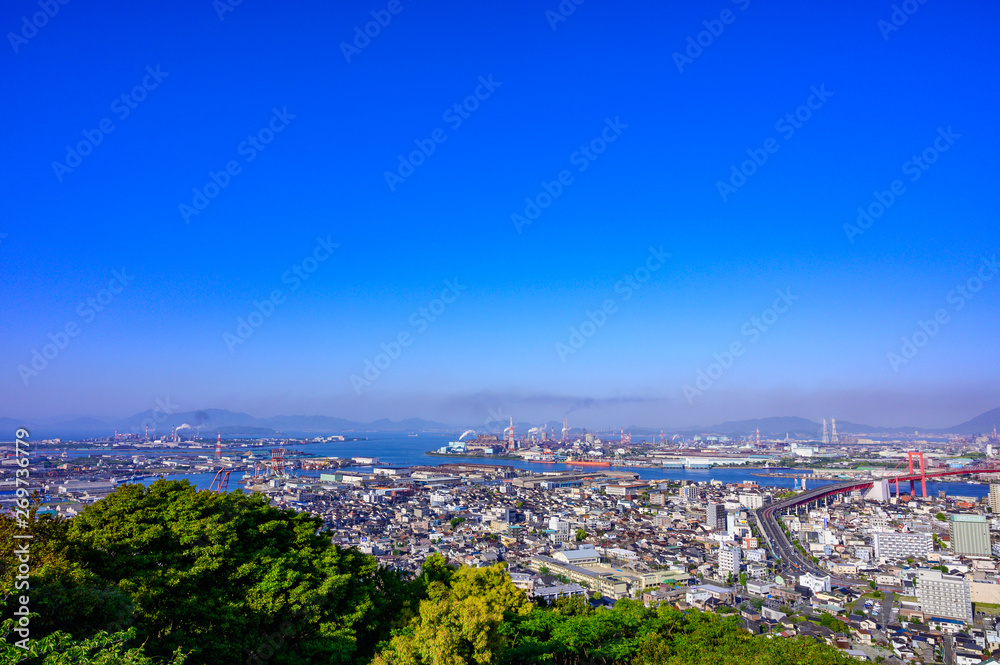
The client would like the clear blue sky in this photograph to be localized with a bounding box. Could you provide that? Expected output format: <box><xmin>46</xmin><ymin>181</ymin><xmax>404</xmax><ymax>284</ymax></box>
<box><xmin>2</xmin><ymin>0</ymin><xmax>998</xmax><ymax>429</ymax></box>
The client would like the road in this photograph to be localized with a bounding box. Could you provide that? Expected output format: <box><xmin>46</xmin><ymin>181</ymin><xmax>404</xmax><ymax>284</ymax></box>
<box><xmin>878</xmin><ymin>590</ymin><xmax>895</xmax><ymax>629</ymax></box>
<box><xmin>942</xmin><ymin>634</ymin><xmax>955</xmax><ymax>665</ymax></box>
<box><xmin>753</xmin><ymin>479</ymin><xmax>874</xmax><ymax>587</ymax></box>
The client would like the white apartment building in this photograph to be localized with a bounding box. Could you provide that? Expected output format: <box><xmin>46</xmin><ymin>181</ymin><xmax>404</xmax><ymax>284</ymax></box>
<box><xmin>718</xmin><ymin>545</ymin><xmax>741</xmax><ymax>577</ymax></box>
<box><xmin>873</xmin><ymin>532</ymin><xmax>933</xmax><ymax>560</ymax></box>
<box><xmin>799</xmin><ymin>573</ymin><xmax>832</xmax><ymax>594</ymax></box>
<box><xmin>915</xmin><ymin>569</ymin><xmax>973</xmax><ymax>624</ymax></box>
<box><xmin>681</xmin><ymin>485</ymin><xmax>701</xmax><ymax>503</ymax></box>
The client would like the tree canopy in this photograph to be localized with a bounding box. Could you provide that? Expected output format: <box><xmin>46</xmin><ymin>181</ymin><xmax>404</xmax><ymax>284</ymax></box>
<box><xmin>2</xmin><ymin>480</ymin><xmax>414</xmax><ymax>664</ymax></box>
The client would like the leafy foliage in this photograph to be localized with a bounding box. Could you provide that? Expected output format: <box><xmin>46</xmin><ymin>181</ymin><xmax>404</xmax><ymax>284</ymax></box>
<box><xmin>373</xmin><ymin>564</ymin><xmax>532</xmax><ymax>665</ymax></box>
<box><xmin>374</xmin><ymin>573</ymin><xmax>857</xmax><ymax>665</ymax></box>
<box><xmin>3</xmin><ymin>480</ymin><xmax>415</xmax><ymax>665</ymax></box>
<box><xmin>0</xmin><ymin>620</ymin><xmax>187</xmax><ymax>665</ymax></box>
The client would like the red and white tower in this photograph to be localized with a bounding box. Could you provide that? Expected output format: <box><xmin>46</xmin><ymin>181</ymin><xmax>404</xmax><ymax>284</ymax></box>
<box><xmin>756</xmin><ymin>427</ymin><xmax>760</xmax><ymax>447</ymax></box>
<box><xmin>215</xmin><ymin>431</ymin><xmax>222</xmax><ymax>458</ymax></box>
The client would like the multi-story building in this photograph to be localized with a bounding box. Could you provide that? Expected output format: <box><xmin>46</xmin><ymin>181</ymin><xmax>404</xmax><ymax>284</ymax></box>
<box><xmin>726</xmin><ymin>511</ymin><xmax>748</xmax><ymax>536</ymax></box>
<box><xmin>990</xmin><ymin>484</ymin><xmax>1000</xmax><ymax>514</ymax></box>
<box><xmin>916</xmin><ymin>569</ymin><xmax>973</xmax><ymax>623</ymax></box>
<box><xmin>873</xmin><ymin>532</ymin><xmax>933</xmax><ymax>560</ymax></box>
<box><xmin>799</xmin><ymin>573</ymin><xmax>831</xmax><ymax>594</ymax></box>
<box><xmin>718</xmin><ymin>545</ymin><xmax>741</xmax><ymax>578</ymax></box>
<box><xmin>706</xmin><ymin>502</ymin><xmax>726</xmax><ymax>530</ymax></box>
<box><xmin>950</xmin><ymin>514</ymin><xmax>991</xmax><ymax>557</ymax></box>
<box><xmin>681</xmin><ymin>485</ymin><xmax>701</xmax><ymax>503</ymax></box>
<box><xmin>739</xmin><ymin>493</ymin><xmax>763</xmax><ymax>510</ymax></box>
<box><xmin>548</xmin><ymin>517</ymin><xmax>573</xmax><ymax>544</ymax></box>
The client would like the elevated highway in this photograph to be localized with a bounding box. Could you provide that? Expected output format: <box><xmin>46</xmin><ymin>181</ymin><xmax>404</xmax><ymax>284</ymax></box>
<box><xmin>753</xmin><ymin>461</ymin><xmax>1000</xmax><ymax>587</ymax></box>
<box><xmin>754</xmin><ymin>479</ymin><xmax>872</xmax><ymax>586</ymax></box>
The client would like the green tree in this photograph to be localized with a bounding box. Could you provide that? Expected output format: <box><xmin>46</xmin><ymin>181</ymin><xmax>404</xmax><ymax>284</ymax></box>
<box><xmin>450</xmin><ymin>517</ymin><xmax>466</xmax><ymax>529</ymax></box>
<box><xmin>373</xmin><ymin>564</ymin><xmax>532</xmax><ymax>665</ymax></box>
<box><xmin>817</xmin><ymin>612</ymin><xmax>848</xmax><ymax>633</ymax></box>
<box><xmin>739</xmin><ymin>573</ymin><xmax>747</xmax><ymax>587</ymax></box>
<box><xmin>0</xmin><ymin>621</ymin><xmax>189</xmax><ymax>664</ymax></box>
<box><xmin>0</xmin><ymin>507</ymin><xmax>133</xmax><ymax>641</ymax></box>
<box><xmin>51</xmin><ymin>480</ymin><xmax>412</xmax><ymax>664</ymax></box>
<box><xmin>575</xmin><ymin>528</ymin><xmax>587</xmax><ymax>541</ymax></box>
<box><xmin>935</xmin><ymin>512</ymin><xmax>948</xmax><ymax>521</ymax></box>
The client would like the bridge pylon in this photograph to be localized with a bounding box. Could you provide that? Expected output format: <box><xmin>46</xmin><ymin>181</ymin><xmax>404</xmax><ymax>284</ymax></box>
<box><xmin>908</xmin><ymin>451</ymin><xmax>927</xmax><ymax>497</ymax></box>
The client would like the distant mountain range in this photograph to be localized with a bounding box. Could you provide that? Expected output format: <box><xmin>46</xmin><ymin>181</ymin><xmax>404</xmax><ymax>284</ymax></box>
<box><xmin>0</xmin><ymin>410</ymin><xmax>454</xmax><ymax>440</ymax></box>
<box><xmin>2</xmin><ymin>407</ymin><xmax>997</xmax><ymax>440</ymax></box>
<box><xmin>683</xmin><ymin>409</ymin><xmax>1000</xmax><ymax>437</ymax></box>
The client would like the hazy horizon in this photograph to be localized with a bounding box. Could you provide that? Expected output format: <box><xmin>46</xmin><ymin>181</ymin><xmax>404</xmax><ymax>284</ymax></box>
<box><xmin>11</xmin><ymin>392</ymin><xmax>1000</xmax><ymax>433</ymax></box>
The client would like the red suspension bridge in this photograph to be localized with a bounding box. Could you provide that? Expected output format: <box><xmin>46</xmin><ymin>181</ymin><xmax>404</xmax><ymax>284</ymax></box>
<box><xmin>880</xmin><ymin>452</ymin><xmax>1000</xmax><ymax>497</ymax></box>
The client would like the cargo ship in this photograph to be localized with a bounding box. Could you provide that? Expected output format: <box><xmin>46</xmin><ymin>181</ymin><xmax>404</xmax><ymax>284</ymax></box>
<box><xmin>567</xmin><ymin>459</ymin><xmax>610</xmax><ymax>467</ymax></box>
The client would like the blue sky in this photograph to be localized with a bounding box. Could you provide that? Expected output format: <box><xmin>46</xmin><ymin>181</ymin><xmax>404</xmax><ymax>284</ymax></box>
<box><xmin>2</xmin><ymin>0</ymin><xmax>998</xmax><ymax>429</ymax></box>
